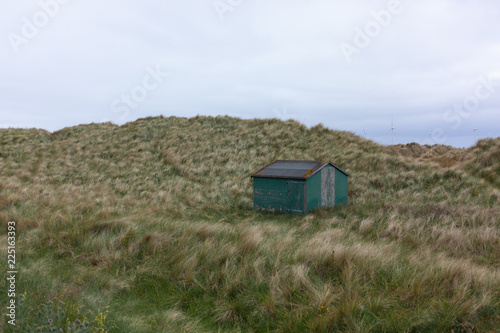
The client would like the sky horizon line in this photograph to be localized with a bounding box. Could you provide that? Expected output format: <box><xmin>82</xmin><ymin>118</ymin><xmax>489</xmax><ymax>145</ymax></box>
<box><xmin>1</xmin><ymin>113</ymin><xmax>497</xmax><ymax>149</ymax></box>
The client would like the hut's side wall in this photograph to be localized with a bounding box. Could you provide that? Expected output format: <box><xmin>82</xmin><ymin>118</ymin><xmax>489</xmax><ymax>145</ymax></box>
<box><xmin>307</xmin><ymin>165</ymin><xmax>337</xmax><ymax>211</ymax></box>
<box><xmin>334</xmin><ymin>169</ymin><xmax>348</xmax><ymax>205</ymax></box>
<box><xmin>306</xmin><ymin>172</ymin><xmax>321</xmax><ymax>211</ymax></box>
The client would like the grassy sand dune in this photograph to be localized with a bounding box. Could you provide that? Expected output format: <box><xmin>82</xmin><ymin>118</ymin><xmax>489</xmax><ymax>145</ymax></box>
<box><xmin>0</xmin><ymin>116</ymin><xmax>498</xmax><ymax>332</ymax></box>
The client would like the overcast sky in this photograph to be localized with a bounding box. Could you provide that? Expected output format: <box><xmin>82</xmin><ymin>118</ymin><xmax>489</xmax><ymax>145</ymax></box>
<box><xmin>1</xmin><ymin>0</ymin><xmax>499</xmax><ymax>147</ymax></box>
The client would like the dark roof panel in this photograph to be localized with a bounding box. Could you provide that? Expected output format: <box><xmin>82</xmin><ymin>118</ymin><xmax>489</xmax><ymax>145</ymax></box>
<box><xmin>251</xmin><ymin>160</ymin><xmax>349</xmax><ymax>179</ymax></box>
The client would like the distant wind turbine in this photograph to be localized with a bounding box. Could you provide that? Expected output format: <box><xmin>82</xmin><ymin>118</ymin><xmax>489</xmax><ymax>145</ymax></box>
<box><xmin>390</xmin><ymin>116</ymin><xmax>396</xmax><ymax>145</ymax></box>
<box><xmin>473</xmin><ymin>128</ymin><xmax>478</xmax><ymax>143</ymax></box>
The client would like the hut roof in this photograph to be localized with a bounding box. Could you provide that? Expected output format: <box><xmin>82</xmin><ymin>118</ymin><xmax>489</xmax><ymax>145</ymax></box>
<box><xmin>251</xmin><ymin>160</ymin><xmax>350</xmax><ymax>179</ymax></box>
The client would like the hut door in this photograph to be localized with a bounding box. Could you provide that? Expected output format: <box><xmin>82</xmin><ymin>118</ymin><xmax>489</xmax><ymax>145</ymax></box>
<box><xmin>287</xmin><ymin>181</ymin><xmax>305</xmax><ymax>214</ymax></box>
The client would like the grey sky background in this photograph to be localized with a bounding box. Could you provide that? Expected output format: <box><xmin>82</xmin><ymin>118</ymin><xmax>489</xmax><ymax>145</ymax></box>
<box><xmin>1</xmin><ymin>0</ymin><xmax>499</xmax><ymax>147</ymax></box>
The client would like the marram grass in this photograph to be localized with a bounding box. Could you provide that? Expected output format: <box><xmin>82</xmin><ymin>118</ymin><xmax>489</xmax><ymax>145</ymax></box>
<box><xmin>0</xmin><ymin>116</ymin><xmax>499</xmax><ymax>332</ymax></box>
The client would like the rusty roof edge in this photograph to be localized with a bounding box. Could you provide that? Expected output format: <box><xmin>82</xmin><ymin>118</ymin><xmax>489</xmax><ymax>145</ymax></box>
<box><xmin>250</xmin><ymin>160</ymin><xmax>277</xmax><ymax>178</ymax></box>
<box><xmin>300</xmin><ymin>160</ymin><xmax>326</xmax><ymax>178</ymax></box>
<box><xmin>301</xmin><ymin>161</ymin><xmax>328</xmax><ymax>179</ymax></box>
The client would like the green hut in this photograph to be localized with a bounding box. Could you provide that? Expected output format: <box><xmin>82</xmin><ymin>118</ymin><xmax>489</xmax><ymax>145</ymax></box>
<box><xmin>251</xmin><ymin>160</ymin><xmax>349</xmax><ymax>214</ymax></box>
